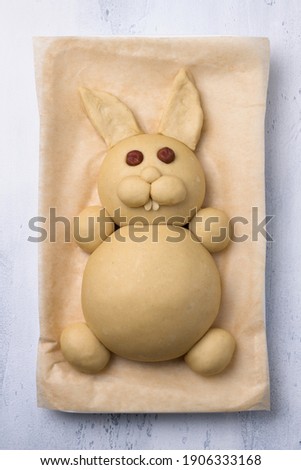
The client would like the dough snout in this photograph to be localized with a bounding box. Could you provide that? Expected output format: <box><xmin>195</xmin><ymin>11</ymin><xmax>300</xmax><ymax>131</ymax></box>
<box><xmin>117</xmin><ymin>173</ymin><xmax>187</xmax><ymax>211</ymax></box>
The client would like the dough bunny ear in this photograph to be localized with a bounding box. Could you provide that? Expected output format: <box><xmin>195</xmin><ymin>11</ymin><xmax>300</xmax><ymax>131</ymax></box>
<box><xmin>158</xmin><ymin>69</ymin><xmax>204</xmax><ymax>150</ymax></box>
<box><xmin>79</xmin><ymin>87</ymin><xmax>142</xmax><ymax>148</ymax></box>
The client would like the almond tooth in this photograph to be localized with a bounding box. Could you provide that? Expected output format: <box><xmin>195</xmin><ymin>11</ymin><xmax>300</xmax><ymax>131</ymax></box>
<box><xmin>152</xmin><ymin>201</ymin><xmax>160</xmax><ymax>211</ymax></box>
<box><xmin>144</xmin><ymin>199</ymin><xmax>152</xmax><ymax>211</ymax></box>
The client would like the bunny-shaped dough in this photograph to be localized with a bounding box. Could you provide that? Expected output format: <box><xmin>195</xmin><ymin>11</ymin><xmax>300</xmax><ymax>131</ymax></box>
<box><xmin>60</xmin><ymin>69</ymin><xmax>235</xmax><ymax>376</ymax></box>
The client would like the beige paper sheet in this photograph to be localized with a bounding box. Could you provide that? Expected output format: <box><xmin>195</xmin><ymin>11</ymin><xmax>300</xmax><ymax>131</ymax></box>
<box><xmin>34</xmin><ymin>37</ymin><xmax>270</xmax><ymax>412</ymax></box>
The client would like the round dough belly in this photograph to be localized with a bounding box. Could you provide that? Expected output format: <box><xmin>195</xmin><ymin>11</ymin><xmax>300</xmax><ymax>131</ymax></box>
<box><xmin>82</xmin><ymin>225</ymin><xmax>221</xmax><ymax>362</ymax></box>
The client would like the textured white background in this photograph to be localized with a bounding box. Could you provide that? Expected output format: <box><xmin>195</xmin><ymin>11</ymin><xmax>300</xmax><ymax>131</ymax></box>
<box><xmin>0</xmin><ymin>0</ymin><xmax>301</xmax><ymax>450</ymax></box>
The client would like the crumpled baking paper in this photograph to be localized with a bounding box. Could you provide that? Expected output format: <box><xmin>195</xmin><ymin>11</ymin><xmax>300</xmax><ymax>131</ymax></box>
<box><xmin>34</xmin><ymin>36</ymin><xmax>270</xmax><ymax>412</ymax></box>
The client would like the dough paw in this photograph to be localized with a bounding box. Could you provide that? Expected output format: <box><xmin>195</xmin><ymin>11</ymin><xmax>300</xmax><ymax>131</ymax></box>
<box><xmin>189</xmin><ymin>207</ymin><xmax>230</xmax><ymax>253</ymax></box>
<box><xmin>184</xmin><ymin>328</ymin><xmax>235</xmax><ymax>376</ymax></box>
<box><xmin>60</xmin><ymin>322</ymin><xmax>110</xmax><ymax>374</ymax></box>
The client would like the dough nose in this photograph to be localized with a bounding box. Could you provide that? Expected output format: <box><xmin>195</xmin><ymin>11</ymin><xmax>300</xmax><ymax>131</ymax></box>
<box><xmin>140</xmin><ymin>166</ymin><xmax>161</xmax><ymax>184</ymax></box>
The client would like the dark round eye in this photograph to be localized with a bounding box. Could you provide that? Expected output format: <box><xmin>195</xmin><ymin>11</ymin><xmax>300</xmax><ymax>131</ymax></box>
<box><xmin>126</xmin><ymin>150</ymin><xmax>144</xmax><ymax>166</ymax></box>
<box><xmin>157</xmin><ymin>147</ymin><xmax>175</xmax><ymax>164</ymax></box>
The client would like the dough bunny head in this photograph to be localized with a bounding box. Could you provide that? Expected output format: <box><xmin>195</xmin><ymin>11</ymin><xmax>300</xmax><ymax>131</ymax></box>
<box><xmin>80</xmin><ymin>69</ymin><xmax>206</xmax><ymax>226</ymax></box>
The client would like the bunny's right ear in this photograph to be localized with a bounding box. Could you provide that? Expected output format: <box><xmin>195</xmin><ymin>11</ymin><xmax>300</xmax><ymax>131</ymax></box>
<box><xmin>79</xmin><ymin>88</ymin><xmax>142</xmax><ymax>148</ymax></box>
<box><xmin>158</xmin><ymin>69</ymin><xmax>203</xmax><ymax>150</ymax></box>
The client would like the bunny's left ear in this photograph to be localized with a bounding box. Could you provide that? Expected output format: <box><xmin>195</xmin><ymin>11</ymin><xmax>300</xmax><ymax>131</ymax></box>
<box><xmin>158</xmin><ymin>69</ymin><xmax>203</xmax><ymax>150</ymax></box>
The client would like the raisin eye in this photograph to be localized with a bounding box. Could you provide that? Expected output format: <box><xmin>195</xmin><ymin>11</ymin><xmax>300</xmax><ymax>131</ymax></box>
<box><xmin>157</xmin><ymin>147</ymin><xmax>175</xmax><ymax>164</ymax></box>
<box><xmin>126</xmin><ymin>150</ymin><xmax>144</xmax><ymax>166</ymax></box>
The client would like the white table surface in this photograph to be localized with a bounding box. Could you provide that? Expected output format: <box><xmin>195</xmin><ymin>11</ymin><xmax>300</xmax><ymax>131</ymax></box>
<box><xmin>0</xmin><ymin>0</ymin><xmax>300</xmax><ymax>450</ymax></box>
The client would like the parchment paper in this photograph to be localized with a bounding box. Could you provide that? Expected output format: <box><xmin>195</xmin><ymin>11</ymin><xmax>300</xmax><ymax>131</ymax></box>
<box><xmin>34</xmin><ymin>37</ymin><xmax>270</xmax><ymax>412</ymax></box>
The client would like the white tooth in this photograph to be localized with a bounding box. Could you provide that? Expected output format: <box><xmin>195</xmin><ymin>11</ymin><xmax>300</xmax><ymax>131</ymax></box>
<box><xmin>144</xmin><ymin>199</ymin><xmax>152</xmax><ymax>211</ymax></box>
<box><xmin>152</xmin><ymin>201</ymin><xmax>160</xmax><ymax>211</ymax></box>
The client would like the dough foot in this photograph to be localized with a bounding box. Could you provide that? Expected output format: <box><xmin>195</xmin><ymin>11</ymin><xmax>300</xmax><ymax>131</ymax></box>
<box><xmin>60</xmin><ymin>322</ymin><xmax>110</xmax><ymax>374</ymax></box>
<box><xmin>184</xmin><ymin>328</ymin><xmax>235</xmax><ymax>376</ymax></box>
